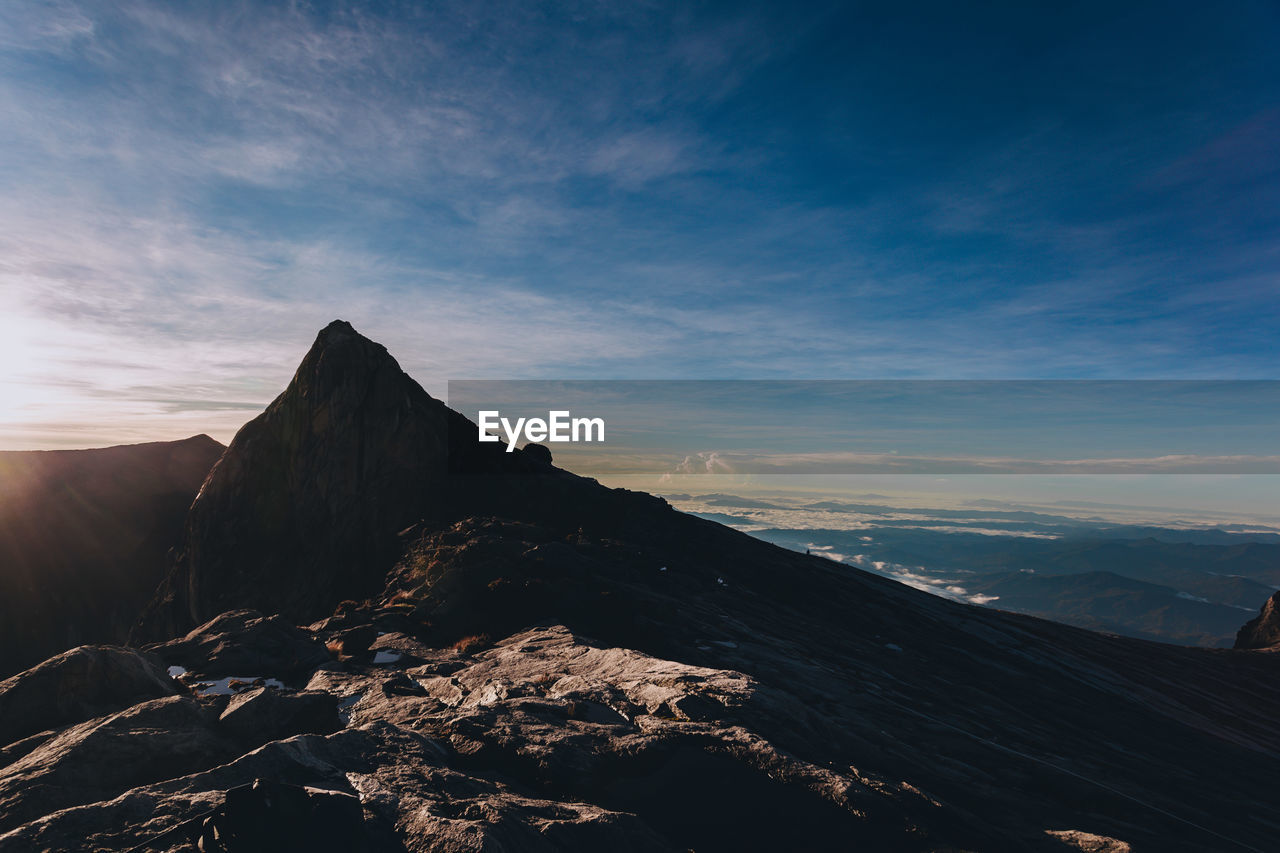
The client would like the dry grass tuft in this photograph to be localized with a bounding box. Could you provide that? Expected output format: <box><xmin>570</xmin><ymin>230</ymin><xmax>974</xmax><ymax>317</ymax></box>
<box><xmin>449</xmin><ymin>633</ymin><xmax>491</xmax><ymax>654</ymax></box>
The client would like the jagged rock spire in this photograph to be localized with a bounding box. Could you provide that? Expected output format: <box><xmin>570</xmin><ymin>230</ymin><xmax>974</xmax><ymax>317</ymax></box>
<box><xmin>133</xmin><ymin>320</ymin><xmax>652</xmax><ymax>642</ymax></box>
<box><xmin>1235</xmin><ymin>590</ymin><xmax>1280</xmax><ymax>649</ymax></box>
<box><xmin>136</xmin><ymin>321</ymin><xmax>463</xmax><ymax>638</ymax></box>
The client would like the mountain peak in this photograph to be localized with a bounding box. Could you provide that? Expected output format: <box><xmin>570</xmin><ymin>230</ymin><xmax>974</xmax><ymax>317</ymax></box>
<box><xmin>289</xmin><ymin>320</ymin><xmax>397</xmax><ymax>398</ymax></box>
<box><xmin>134</xmin><ymin>321</ymin><xmax>636</xmax><ymax>642</ymax></box>
<box><xmin>307</xmin><ymin>319</ymin><xmax>385</xmax><ymax>362</ymax></box>
<box><xmin>319</xmin><ymin>318</ymin><xmax>358</xmax><ymax>338</ymax></box>
<box><xmin>134</xmin><ymin>323</ymin><xmax>457</xmax><ymax>638</ymax></box>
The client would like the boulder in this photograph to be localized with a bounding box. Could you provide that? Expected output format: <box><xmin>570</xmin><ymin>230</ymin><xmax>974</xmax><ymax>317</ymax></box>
<box><xmin>0</xmin><ymin>645</ymin><xmax>175</xmax><ymax>748</ymax></box>
<box><xmin>522</xmin><ymin>442</ymin><xmax>553</xmax><ymax>466</ymax></box>
<box><xmin>194</xmin><ymin>779</ymin><xmax>367</xmax><ymax>853</ymax></box>
<box><xmin>0</xmin><ymin>695</ymin><xmax>236</xmax><ymax>832</ymax></box>
<box><xmin>148</xmin><ymin>610</ymin><xmax>330</xmax><ymax>680</ymax></box>
<box><xmin>218</xmin><ymin>688</ymin><xmax>341</xmax><ymax>744</ymax></box>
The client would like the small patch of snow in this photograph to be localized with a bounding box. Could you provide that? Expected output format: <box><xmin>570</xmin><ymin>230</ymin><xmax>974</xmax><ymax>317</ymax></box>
<box><xmin>884</xmin><ymin>643</ymin><xmax>903</xmax><ymax>652</ymax></box>
<box><xmin>167</xmin><ymin>665</ymin><xmax>188</xmax><ymax>679</ymax></box>
<box><xmin>373</xmin><ymin>650</ymin><xmax>402</xmax><ymax>664</ymax></box>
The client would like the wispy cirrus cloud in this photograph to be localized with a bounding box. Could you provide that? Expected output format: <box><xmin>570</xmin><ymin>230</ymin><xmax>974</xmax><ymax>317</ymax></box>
<box><xmin>1</xmin><ymin>1</ymin><xmax>1279</xmax><ymax>451</ymax></box>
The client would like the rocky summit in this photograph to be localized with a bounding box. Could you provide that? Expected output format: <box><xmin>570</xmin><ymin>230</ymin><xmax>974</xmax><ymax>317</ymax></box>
<box><xmin>134</xmin><ymin>320</ymin><xmax>550</xmax><ymax>641</ymax></box>
<box><xmin>3</xmin><ymin>323</ymin><xmax>1279</xmax><ymax>852</ymax></box>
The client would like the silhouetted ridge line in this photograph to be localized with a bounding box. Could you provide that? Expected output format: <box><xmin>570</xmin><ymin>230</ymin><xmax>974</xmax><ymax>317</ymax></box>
<box><xmin>132</xmin><ymin>321</ymin><xmax>622</xmax><ymax>642</ymax></box>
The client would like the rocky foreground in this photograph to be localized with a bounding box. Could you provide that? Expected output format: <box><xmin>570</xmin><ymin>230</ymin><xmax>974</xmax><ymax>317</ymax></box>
<box><xmin>2</xmin><ymin>322</ymin><xmax>1278</xmax><ymax>852</ymax></box>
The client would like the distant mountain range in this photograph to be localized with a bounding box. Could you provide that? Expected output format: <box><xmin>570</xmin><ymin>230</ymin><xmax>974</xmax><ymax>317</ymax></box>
<box><xmin>961</xmin><ymin>569</ymin><xmax>1255</xmax><ymax>646</ymax></box>
<box><xmin>673</xmin><ymin>498</ymin><xmax>1280</xmax><ymax>646</ymax></box>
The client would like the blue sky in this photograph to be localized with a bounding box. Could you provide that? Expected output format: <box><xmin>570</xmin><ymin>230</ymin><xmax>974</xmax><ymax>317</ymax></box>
<box><xmin>1</xmin><ymin>1</ymin><xmax>1278</xmax><ymax>449</ymax></box>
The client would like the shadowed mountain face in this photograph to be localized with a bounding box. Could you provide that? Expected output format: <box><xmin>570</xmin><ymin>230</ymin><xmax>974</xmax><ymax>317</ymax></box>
<box><xmin>5</xmin><ymin>323</ymin><xmax>1280</xmax><ymax>852</ymax></box>
<box><xmin>0</xmin><ymin>435</ymin><xmax>224</xmax><ymax>677</ymax></box>
<box><xmin>135</xmin><ymin>320</ymin><xmax>559</xmax><ymax>640</ymax></box>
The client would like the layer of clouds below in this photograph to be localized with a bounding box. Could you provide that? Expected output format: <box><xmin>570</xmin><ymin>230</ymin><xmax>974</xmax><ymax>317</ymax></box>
<box><xmin>657</xmin><ymin>450</ymin><xmax>1280</xmax><ymax>475</ymax></box>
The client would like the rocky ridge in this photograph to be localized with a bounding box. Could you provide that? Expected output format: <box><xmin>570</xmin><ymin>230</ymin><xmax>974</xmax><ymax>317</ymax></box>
<box><xmin>1235</xmin><ymin>590</ymin><xmax>1280</xmax><ymax>650</ymax></box>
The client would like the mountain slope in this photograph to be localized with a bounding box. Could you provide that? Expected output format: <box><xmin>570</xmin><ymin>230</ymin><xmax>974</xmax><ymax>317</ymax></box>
<box><xmin>0</xmin><ymin>435</ymin><xmax>224</xmax><ymax>677</ymax></box>
<box><xmin>5</xmin><ymin>322</ymin><xmax>1279</xmax><ymax>852</ymax></box>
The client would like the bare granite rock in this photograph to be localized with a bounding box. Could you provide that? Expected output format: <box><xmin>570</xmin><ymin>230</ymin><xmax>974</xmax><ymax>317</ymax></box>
<box><xmin>1234</xmin><ymin>589</ymin><xmax>1280</xmax><ymax>649</ymax></box>
<box><xmin>0</xmin><ymin>645</ymin><xmax>175</xmax><ymax>749</ymax></box>
<box><xmin>147</xmin><ymin>609</ymin><xmax>331</xmax><ymax>680</ymax></box>
<box><xmin>217</xmin><ymin>687</ymin><xmax>341</xmax><ymax>745</ymax></box>
<box><xmin>0</xmin><ymin>695</ymin><xmax>236</xmax><ymax>833</ymax></box>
